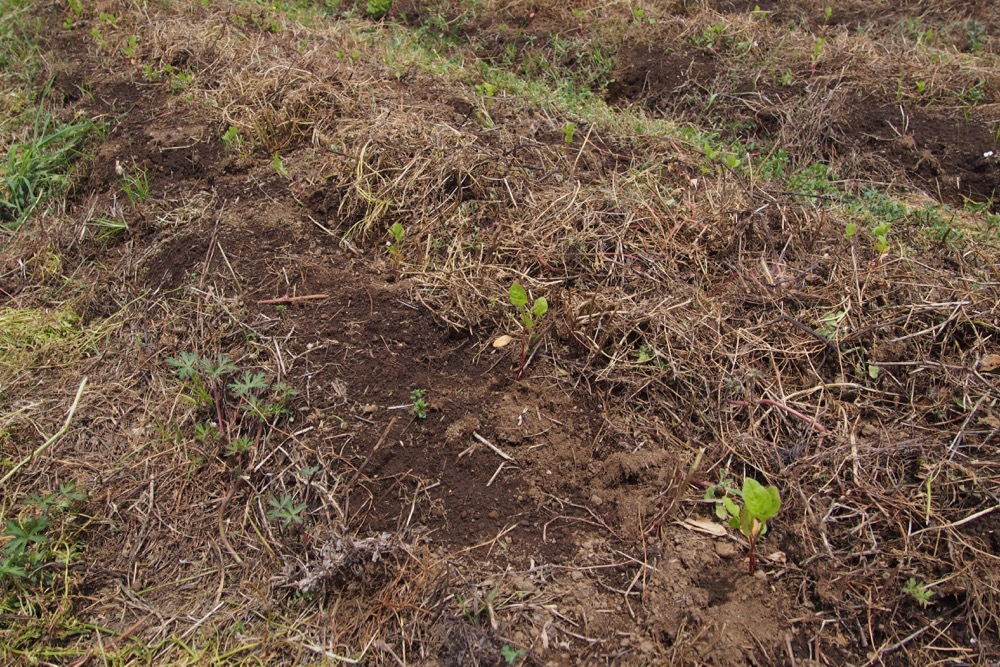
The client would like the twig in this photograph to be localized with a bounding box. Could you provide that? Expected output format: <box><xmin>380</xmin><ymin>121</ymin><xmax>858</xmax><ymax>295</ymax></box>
<box><xmin>729</xmin><ymin>398</ymin><xmax>828</xmax><ymax>435</ymax></box>
<box><xmin>472</xmin><ymin>431</ymin><xmax>515</xmax><ymax>462</ymax></box>
<box><xmin>257</xmin><ymin>294</ymin><xmax>329</xmax><ymax>305</ymax></box>
<box><xmin>859</xmin><ymin>621</ymin><xmax>937</xmax><ymax>667</ymax></box>
<box><xmin>0</xmin><ymin>378</ymin><xmax>87</xmax><ymax>489</ymax></box>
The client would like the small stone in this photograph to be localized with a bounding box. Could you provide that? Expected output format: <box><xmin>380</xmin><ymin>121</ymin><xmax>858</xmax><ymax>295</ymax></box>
<box><xmin>590</xmin><ymin>494</ymin><xmax>603</xmax><ymax>506</ymax></box>
<box><xmin>715</xmin><ymin>541</ymin><xmax>737</xmax><ymax>558</ymax></box>
<box><xmin>570</xmin><ymin>570</ymin><xmax>585</xmax><ymax>581</ymax></box>
<box><xmin>361</xmin><ymin>404</ymin><xmax>378</xmax><ymax>415</ymax></box>
<box><xmin>488</xmin><ymin>510</ymin><xmax>499</xmax><ymax>519</ymax></box>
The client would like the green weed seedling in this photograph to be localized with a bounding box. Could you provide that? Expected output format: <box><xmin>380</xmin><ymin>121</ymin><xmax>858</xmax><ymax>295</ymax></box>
<box><xmin>119</xmin><ymin>164</ymin><xmax>150</xmax><ymax>204</ymax></box>
<box><xmin>501</xmin><ymin>644</ymin><xmax>527</xmax><ymax>664</ymax></box>
<box><xmin>386</xmin><ymin>222</ymin><xmax>405</xmax><ymax>275</ymax></box>
<box><xmin>167</xmin><ymin>352</ymin><xmax>295</xmax><ymax>459</ymax></box>
<box><xmin>272</xmin><ymin>153</ymin><xmax>289</xmax><ymax>177</ymax></box>
<box><xmin>1</xmin><ymin>113</ymin><xmax>97</xmax><ymax>228</ymax></box>
<box><xmin>903</xmin><ymin>577</ymin><xmax>934</xmax><ymax>608</ymax></box>
<box><xmin>267</xmin><ymin>493</ymin><xmax>306</xmax><ymax>527</ymax></box>
<box><xmin>707</xmin><ymin>476</ymin><xmax>781</xmax><ymax>574</ymax></box>
<box><xmin>221</xmin><ymin>125</ymin><xmax>243</xmax><ymax>153</ymax></box>
<box><xmin>1</xmin><ymin>482</ymin><xmax>87</xmax><ymax>588</ymax></box>
<box><xmin>366</xmin><ymin>0</ymin><xmax>391</xmax><ymax>19</ymax></box>
<box><xmin>508</xmin><ymin>282</ymin><xmax>548</xmax><ymax>378</ymax></box>
<box><xmin>410</xmin><ymin>388</ymin><xmax>428</xmax><ymax>419</ymax></box>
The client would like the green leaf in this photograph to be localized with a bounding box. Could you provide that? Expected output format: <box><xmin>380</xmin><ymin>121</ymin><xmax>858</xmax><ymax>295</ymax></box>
<box><xmin>844</xmin><ymin>222</ymin><xmax>857</xmax><ymax>240</ymax></box>
<box><xmin>509</xmin><ymin>283</ymin><xmax>527</xmax><ymax>309</ymax></box>
<box><xmin>868</xmin><ymin>364</ymin><xmax>880</xmax><ymax>380</ymax></box>
<box><xmin>531</xmin><ymin>297</ymin><xmax>548</xmax><ymax>317</ymax></box>
<box><xmin>742</xmin><ymin>478</ymin><xmax>781</xmax><ymax>522</ymax></box>
<box><xmin>389</xmin><ymin>222</ymin><xmax>404</xmax><ymax>243</ymax></box>
<box><xmin>721</xmin><ymin>496</ymin><xmax>740</xmax><ymax>519</ymax></box>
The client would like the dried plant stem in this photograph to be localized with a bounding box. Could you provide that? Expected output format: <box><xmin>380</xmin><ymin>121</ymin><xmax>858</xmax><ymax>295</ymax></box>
<box><xmin>0</xmin><ymin>377</ymin><xmax>87</xmax><ymax>489</ymax></box>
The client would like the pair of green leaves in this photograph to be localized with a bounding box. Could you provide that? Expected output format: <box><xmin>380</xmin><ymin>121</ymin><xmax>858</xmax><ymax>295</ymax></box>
<box><xmin>509</xmin><ymin>283</ymin><xmax>548</xmax><ymax>332</ymax></box>
<box><xmin>718</xmin><ymin>477</ymin><xmax>781</xmax><ymax>540</ymax></box>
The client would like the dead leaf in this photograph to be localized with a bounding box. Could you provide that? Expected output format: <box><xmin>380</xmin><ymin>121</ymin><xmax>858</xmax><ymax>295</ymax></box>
<box><xmin>678</xmin><ymin>518</ymin><xmax>727</xmax><ymax>537</ymax></box>
<box><xmin>981</xmin><ymin>354</ymin><xmax>1000</xmax><ymax>372</ymax></box>
<box><xmin>493</xmin><ymin>335</ymin><xmax>514</xmax><ymax>349</ymax></box>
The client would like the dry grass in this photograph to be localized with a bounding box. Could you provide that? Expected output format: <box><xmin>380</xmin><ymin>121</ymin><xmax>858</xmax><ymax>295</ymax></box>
<box><xmin>2</xmin><ymin>0</ymin><xmax>999</xmax><ymax>664</ymax></box>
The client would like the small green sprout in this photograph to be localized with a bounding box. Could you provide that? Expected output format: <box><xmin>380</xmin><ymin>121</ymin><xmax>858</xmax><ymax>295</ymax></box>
<box><xmin>366</xmin><ymin>0</ymin><xmax>391</xmax><ymax>19</ymax></box>
<box><xmin>823</xmin><ymin>6</ymin><xmax>832</xmax><ymax>22</ymax></box>
<box><xmin>267</xmin><ymin>494</ymin><xmax>306</xmax><ymax>527</ymax></box>
<box><xmin>508</xmin><ymin>282</ymin><xmax>548</xmax><ymax>378</ymax></box>
<box><xmin>221</xmin><ymin>125</ymin><xmax>242</xmax><ymax>152</ymax></box>
<box><xmin>708</xmin><ymin>476</ymin><xmax>781</xmax><ymax>574</ymax></box>
<box><xmin>562</xmin><ymin>122</ymin><xmax>576</xmax><ymax>146</ymax></box>
<box><xmin>872</xmin><ymin>221</ymin><xmax>891</xmax><ymax>254</ymax></box>
<box><xmin>272</xmin><ymin>153</ymin><xmax>288</xmax><ymax>177</ymax></box>
<box><xmin>501</xmin><ymin>644</ymin><xmax>527</xmax><ymax>664</ymax></box>
<box><xmin>410</xmin><ymin>388</ymin><xmax>428</xmax><ymax>419</ymax></box>
<box><xmin>119</xmin><ymin>164</ymin><xmax>150</xmax><ymax>204</ymax></box>
<box><xmin>903</xmin><ymin>578</ymin><xmax>934</xmax><ymax>608</ymax></box>
<box><xmin>386</xmin><ymin>222</ymin><xmax>405</xmax><ymax>275</ymax></box>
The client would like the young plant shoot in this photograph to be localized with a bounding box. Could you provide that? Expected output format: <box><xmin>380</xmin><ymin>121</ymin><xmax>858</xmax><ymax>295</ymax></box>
<box><xmin>708</xmin><ymin>476</ymin><xmax>781</xmax><ymax>574</ymax></box>
<box><xmin>508</xmin><ymin>282</ymin><xmax>547</xmax><ymax>378</ymax></box>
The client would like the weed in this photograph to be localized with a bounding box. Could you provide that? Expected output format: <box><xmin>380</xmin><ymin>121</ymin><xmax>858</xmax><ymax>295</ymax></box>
<box><xmin>1</xmin><ymin>113</ymin><xmax>97</xmax><ymax>228</ymax></box>
<box><xmin>366</xmin><ymin>0</ymin><xmax>391</xmax><ymax>19</ymax></box>
<box><xmin>508</xmin><ymin>282</ymin><xmax>548</xmax><ymax>378</ymax></box>
<box><xmin>167</xmin><ymin>352</ymin><xmax>295</xmax><ymax>458</ymax></box>
<box><xmin>267</xmin><ymin>494</ymin><xmax>306</xmax><ymax>527</ymax></box>
<box><xmin>272</xmin><ymin>152</ymin><xmax>289</xmax><ymax>177</ymax></box>
<box><xmin>693</xmin><ymin>23</ymin><xmax>727</xmax><ymax>51</ymax></box>
<box><xmin>221</xmin><ymin>125</ymin><xmax>243</xmax><ymax>152</ymax></box>
<box><xmin>1</xmin><ymin>482</ymin><xmax>87</xmax><ymax>589</ymax></box>
<box><xmin>386</xmin><ymin>221</ymin><xmax>405</xmax><ymax>274</ymax></box>
<box><xmin>122</xmin><ymin>35</ymin><xmax>139</xmax><ymax>58</ymax></box>
<box><xmin>963</xmin><ymin>19</ymin><xmax>985</xmax><ymax>53</ymax></box>
<box><xmin>118</xmin><ymin>163</ymin><xmax>150</xmax><ymax>204</ymax></box>
<box><xmin>410</xmin><ymin>388</ymin><xmax>428</xmax><ymax>419</ymax></box>
<box><xmin>915</xmin><ymin>79</ymin><xmax>926</xmax><ymax>95</ymax></box>
<box><xmin>903</xmin><ymin>577</ymin><xmax>934</xmax><ymax>607</ymax></box>
<box><xmin>823</xmin><ymin>6</ymin><xmax>832</xmax><ymax>22</ymax></box>
<box><xmin>707</xmin><ymin>475</ymin><xmax>781</xmax><ymax>573</ymax></box>
<box><xmin>562</xmin><ymin>121</ymin><xmax>575</xmax><ymax>146</ymax></box>
<box><xmin>87</xmin><ymin>216</ymin><xmax>128</xmax><ymax>238</ymax></box>
<box><xmin>501</xmin><ymin>644</ymin><xmax>527</xmax><ymax>664</ymax></box>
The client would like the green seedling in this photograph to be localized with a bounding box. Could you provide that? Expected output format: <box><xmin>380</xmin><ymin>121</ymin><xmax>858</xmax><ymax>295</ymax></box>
<box><xmin>562</xmin><ymin>121</ymin><xmax>575</xmax><ymax>146</ymax></box>
<box><xmin>267</xmin><ymin>494</ymin><xmax>306</xmax><ymax>527</ymax></box>
<box><xmin>1</xmin><ymin>113</ymin><xmax>97</xmax><ymax>228</ymax></box>
<box><xmin>386</xmin><ymin>222</ymin><xmax>405</xmax><ymax>275</ymax></box>
<box><xmin>844</xmin><ymin>222</ymin><xmax>858</xmax><ymax>240</ymax></box>
<box><xmin>167</xmin><ymin>352</ymin><xmax>295</xmax><ymax>459</ymax></box>
<box><xmin>823</xmin><ymin>6</ymin><xmax>832</xmax><ymax>22</ymax></box>
<box><xmin>903</xmin><ymin>578</ymin><xmax>933</xmax><ymax>608</ymax></box>
<box><xmin>708</xmin><ymin>476</ymin><xmax>781</xmax><ymax>574</ymax></box>
<box><xmin>508</xmin><ymin>282</ymin><xmax>548</xmax><ymax>378</ymax></box>
<box><xmin>272</xmin><ymin>153</ymin><xmax>288</xmax><ymax>177</ymax></box>
<box><xmin>221</xmin><ymin>125</ymin><xmax>243</xmax><ymax>152</ymax></box>
<box><xmin>872</xmin><ymin>221</ymin><xmax>891</xmax><ymax>254</ymax></box>
<box><xmin>410</xmin><ymin>388</ymin><xmax>428</xmax><ymax>419</ymax></box>
<box><xmin>1</xmin><ymin>482</ymin><xmax>87</xmax><ymax>588</ymax></box>
<box><xmin>122</xmin><ymin>35</ymin><xmax>139</xmax><ymax>58</ymax></box>
<box><xmin>501</xmin><ymin>644</ymin><xmax>527</xmax><ymax>664</ymax></box>
<box><xmin>366</xmin><ymin>0</ymin><xmax>391</xmax><ymax>19</ymax></box>
<box><xmin>915</xmin><ymin>80</ymin><xmax>926</xmax><ymax>94</ymax></box>
<box><xmin>119</xmin><ymin>164</ymin><xmax>150</xmax><ymax>204</ymax></box>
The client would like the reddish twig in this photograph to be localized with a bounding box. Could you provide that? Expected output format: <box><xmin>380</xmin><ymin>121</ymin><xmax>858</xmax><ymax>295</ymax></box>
<box><xmin>729</xmin><ymin>399</ymin><xmax>828</xmax><ymax>435</ymax></box>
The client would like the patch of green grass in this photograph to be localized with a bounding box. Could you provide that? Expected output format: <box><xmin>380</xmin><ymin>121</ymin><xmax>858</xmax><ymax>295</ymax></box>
<box><xmin>0</xmin><ymin>112</ymin><xmax>98</xmax><ymax>228</ymax></box>
<box><xmin>0</xmin><ymin>307</ymin><xmax>84</xmax><ymax>374</ymax></box>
